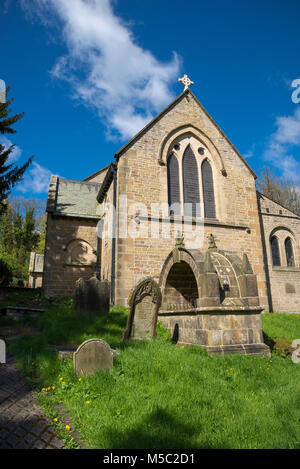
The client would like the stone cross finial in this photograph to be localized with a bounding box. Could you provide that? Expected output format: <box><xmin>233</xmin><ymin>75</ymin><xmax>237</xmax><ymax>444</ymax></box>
<box><xmin>178</xmin><ymin>74</ymin><xmax>194</xmax><ymax>91</ymax></box>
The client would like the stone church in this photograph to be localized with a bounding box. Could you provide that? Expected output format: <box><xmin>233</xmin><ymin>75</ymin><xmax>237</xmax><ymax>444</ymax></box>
<box><xmin>43</xmin><ymin>79</ymin><xmax>300</xmax><ymax>331</ymax></box>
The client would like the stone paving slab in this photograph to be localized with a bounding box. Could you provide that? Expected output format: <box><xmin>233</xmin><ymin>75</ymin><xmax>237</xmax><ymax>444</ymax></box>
<box><xmin>0</xmin><ymin>354</ymin><xmax>64</xmax><ymax>449</ymax></box>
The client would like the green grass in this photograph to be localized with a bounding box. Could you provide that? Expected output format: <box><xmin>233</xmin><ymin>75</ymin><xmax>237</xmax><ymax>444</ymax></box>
<box><xmin>262</xmin><ymin>313</ymin><xmax>300</xmax><ymax>342</ymax></box>
<box><xmin>2</xmin><ymin>292</ymin><xmax>300</xmax><ymax>449</ymax></box>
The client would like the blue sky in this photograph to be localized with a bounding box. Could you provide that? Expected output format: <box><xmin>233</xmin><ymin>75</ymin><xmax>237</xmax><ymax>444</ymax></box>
<box><xmin>1</xmin><ymin>0</ymin><xmax>300</xmax><ymax>201</ymax></box>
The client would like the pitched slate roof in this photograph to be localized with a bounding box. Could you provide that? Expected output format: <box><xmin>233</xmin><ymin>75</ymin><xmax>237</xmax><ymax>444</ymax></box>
<box><xmin>47</xmin><ymin>176</ymin><xmax>102</xmax><ymax>219</ymax></box>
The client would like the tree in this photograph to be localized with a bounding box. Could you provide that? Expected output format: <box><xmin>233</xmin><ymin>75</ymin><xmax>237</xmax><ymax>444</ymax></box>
<box><xmin>0</xmin><ymin>86</ymin><xmax>33</xmax><ymax>214</ymax></box>
<box><xmin>258</xmin><ymin>166</ymin><xmax>300</xmax><ymax>216</ymax></box>
<box><xmin>0</xmin><ymin>199</ymin><xmax>41</xmax><ymax>280</ymax></box>
<box><xmin>9</xmin><ymin>196</ymin><xmax>47</xmax><ymax>254</ymax></box>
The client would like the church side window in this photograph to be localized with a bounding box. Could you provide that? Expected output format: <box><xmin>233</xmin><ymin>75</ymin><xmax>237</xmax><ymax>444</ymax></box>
<box><xmin>167</xmin><ymin>153</ymin><xmax>181</xmax><ymax>216</ymax></box>
<box><xmin>182</xmin><ymin>145</ymin><xmax>200</xmax><ymax>217</ymax></box>
<box><xmin>201</xmin><ymin>159</ymin><xmax>216</xmax><ymax>219</ymax></box>
<box><xmin>270</xmin><ymin>236</ymin><xmax>281</xmax><ymax>266</ymax></box>
<box><xmin>285</xmin><ymin>237</ymin><xmax>295</xmax><ymax>267</ymax></box>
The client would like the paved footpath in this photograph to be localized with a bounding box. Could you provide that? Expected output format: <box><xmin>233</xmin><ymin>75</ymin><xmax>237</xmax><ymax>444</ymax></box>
<box><xmin>0</xmin><ymin>354</ymin><xmax>64</xmax><ymax>449</ymax></box>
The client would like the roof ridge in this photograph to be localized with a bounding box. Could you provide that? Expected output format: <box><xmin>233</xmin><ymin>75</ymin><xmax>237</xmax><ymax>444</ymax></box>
<box><xmin>58</xmin><ymin>176</ymin><xmax>101</xmax><ymax>187</ymax></box>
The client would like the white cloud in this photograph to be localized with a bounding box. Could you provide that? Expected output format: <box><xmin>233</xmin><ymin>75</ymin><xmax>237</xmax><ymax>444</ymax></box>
<box><xmin>0</xmin><ymin>136</ymin><xmax>22</xmax><ymax>163</ymax></box>
<box><xmin>273</xmin><ymin>107</ymin><xmax>300</xmax><ymax>145</ymax></box>
<box><xmin>17</xmin><ymin>162</ymin><xmax>52</xmax><ymax>194</ymax></box>
<box><xmin>0</xmin><ymin>137</ymin><xmax>52</xmax><ymax>194</ymax></box>
<box><xmin>244</xmin><ymin>144</ymin><xmax>255</xmax><ymax>159</ymax></box>
<box><xmin>20</xmin><ymin>0</ymin><xmax>181</xmax><ymax>140</ymax></box>
<box><xmin>263</xmin><ymin>107</ymin><xmax>300</xmax><ymax>183</ymax></box>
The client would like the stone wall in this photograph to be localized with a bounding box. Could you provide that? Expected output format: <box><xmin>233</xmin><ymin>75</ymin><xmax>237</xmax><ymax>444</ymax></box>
<box><xmin>258</xmin><ymin>192</ymin><xmax>300</xmax><ymax>312</ymax></box>
<box><xmin>28</xmin><ymin>273</ymin><xmax>43</xmax><ymax>288</ymax></box>
<box><xmin>159</xmin><ymin>312</ymin><xmax>270</xmax><ymax>357</ymax></box>
<box><xmin>99</xmin><ymin>181</ymin><xmax>114</xmax><ymax>285</ymax></box>
<box><xmin>43</xmin><ymin>214</ymin><xmax>98</xmax><ymax>297</ymax></box>
<box><xmin>113</xmin><ymin>91</ymin><xmax>269</xmax><ymax>308</ymax></box>
<box><xmin>28</xmin><ymin>252</ymin><xmax>44</xmax><ymax>288</ymax></box>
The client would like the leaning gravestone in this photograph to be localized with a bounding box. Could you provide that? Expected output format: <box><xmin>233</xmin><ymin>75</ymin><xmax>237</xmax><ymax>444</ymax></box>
<box><xmin>73</xmin><ymin>338</ymin><xmax>113</xmax><ymax>377</ymax></box>
<box><xmin>123</xmin><ymin>277</ymin><xmax>162</xmax><ymax>341</ymax></box>
<box><xmin>75</xmin><ymin>276</ymin><xmax>110</xmax><ymax>316</ymax></box>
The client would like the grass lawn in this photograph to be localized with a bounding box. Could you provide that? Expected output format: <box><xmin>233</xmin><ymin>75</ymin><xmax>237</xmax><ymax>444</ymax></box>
<box><xmin>1</xmin><ymin>290</ymin><xmax>300</xmax><ymax>449</ymax></box>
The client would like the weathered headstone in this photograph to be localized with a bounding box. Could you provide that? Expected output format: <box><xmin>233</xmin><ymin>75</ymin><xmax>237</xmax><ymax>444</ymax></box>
<box><xmin>123</xmin><ymin>277</ymin><xmax>162</xmax><ymax>341</ymax></box>
<box><xmin>0</xmin><ymin>339</ymin><xmax>6</xmax><ymax>364</ymax></box>
<box><xmin>75</xmin><ymin>276</ymin><xmax>110</xmax><ymax>316</ymax></box>
<box><xmin>73</xmin><ymin>338</ymin><xmax>113</xmax><ymax>376</ymax></box>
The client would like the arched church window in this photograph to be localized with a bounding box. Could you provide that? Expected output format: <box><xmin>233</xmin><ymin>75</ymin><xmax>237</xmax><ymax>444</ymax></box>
<box><xmin>167</xmin><ymin>153</ymin><xmax>180</xmax><ymax>216</ymax></box>
<box><xmin>285</xmin><ymin>237</ymin><xmax>295</xmax><ymax>267</ymax></box>
<box><xmin>201</xmin><ymin>159</ymin><xmax>216</xmax><ymax>219</ymax></box>
<box><xmin>182</xmin><ymin>145</ymin><xmax>200</xmax><ymax>217</ymax></box>
<box><xmin>270</xmin><ymin>236</ymin><xmax>281</xmax><ymax>266</ymax></box>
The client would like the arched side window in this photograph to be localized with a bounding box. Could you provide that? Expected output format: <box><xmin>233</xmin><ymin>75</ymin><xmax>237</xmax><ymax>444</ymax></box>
<box><xmin>167</xmin><ymin>153</ymin><xmax>180</xmax><ymax>216</ymax></box>
<box><xmin>201</xmin><ymin>159</ymin><xmax>216</xmax><ymax>219</ymax></box>
<box><xmin>182</xmin><ymin>145</ymin><xmax>200</xmax><ymax>217</ymax></box>
<box><xmin>270</xmin><ymin>236</ymin><xmax>281</xmax><ymax>266</ymax></box>
<box><xmin>285</xmin><ymin>237</ymin><xmax>295</xmax><ymax>267</ymax></box>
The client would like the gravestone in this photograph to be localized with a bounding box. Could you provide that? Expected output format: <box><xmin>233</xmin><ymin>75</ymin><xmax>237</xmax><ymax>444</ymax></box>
<box><xmin>123</xmin><ymin>277</ymin><xmax>162</xmax><ymax>341</ymax></box>
<box><xmin>73</xmin><ymin>338</ymin><xmax>113</xmax><ymax>376</ymax></box>
<box><xmin>0</xmin><ymin>339</ymin><xmax>6</xmax><ymax>364</ymax></box>
<box><xmin>75</xmin><ymin>276</ymin><xmax>110</xmax><ymax>316</ymax></box>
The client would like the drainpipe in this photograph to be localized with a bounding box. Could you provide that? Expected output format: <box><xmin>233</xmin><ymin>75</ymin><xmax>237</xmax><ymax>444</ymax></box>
<box><xmin>110</xmin><ymin>162</ymin><xmax>118</xmax><ymax>305</ymax></box>
<box><xmin>95</xmin><ymin>236</ymin><xmax>101</xmax><ymax>280</ymax></box>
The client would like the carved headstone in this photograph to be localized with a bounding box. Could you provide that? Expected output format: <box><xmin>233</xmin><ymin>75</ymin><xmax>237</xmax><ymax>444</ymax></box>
<box><xmin>75</xmin><ymin>276</ymin><xmax>110</xmax><ymax>316</ymax></box>
<box><xmin>73</xmin><ymin>338</ymin><xmax>113</xmax><ymax>377</ymax></box>
<box><xmin>123</xmin><ymin>277</ymin><xmax>162</xmax><ymax>341</ymax></box>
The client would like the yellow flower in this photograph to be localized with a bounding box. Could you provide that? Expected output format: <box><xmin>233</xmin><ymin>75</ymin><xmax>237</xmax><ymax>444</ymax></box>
<box><xmin>53</xmin><ymin>418</ymin><xmax>58</xmax><ymax>422</ymax></box>
<box><xmin>59</xmin><ymin>378</ymin><xmax>63</xmax><ymax>381</ymax></box>
<box><xmin>52</xmin><ymin>386</ymin><xmax>55</xmax><ymax>390</ymax></box>
<box><xmin>65</xmin><ymin>425</ymin><xmax>71</xmax><ymax>431</ymax></box>
<box><xmin>85</xmin><ymin>401</ymin><xmax>91</xmax><ymax>405</ymax></box>
<box><xmin>78</xmin><ymin>378</ymin><xmax>82</xmax><ymax>382</ymax></box>
<box><xmin>62</xmin><ymin>381</ymin><xmax>66</xmax><ymax>385</ymax></box>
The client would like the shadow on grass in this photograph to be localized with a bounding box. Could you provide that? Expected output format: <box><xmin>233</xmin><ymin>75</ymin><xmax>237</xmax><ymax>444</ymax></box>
<box><xmin>8</xmin><ymin>335</ymin><xmax>61</xmax><ymax>387</ymax></box>
<box><xmin>30</xmin><ymin>308</ymin><xmax>129</xmax><ymax>348</ymax></box>
<box><xmin>102</xmin><ymin>407</ymin><xmax>213</xmax><ymax>449</ymax></box>
<box><xmin>263</xmin><ymin>331</ymin><xmax>275</xmax><ymax>351</ymax></box>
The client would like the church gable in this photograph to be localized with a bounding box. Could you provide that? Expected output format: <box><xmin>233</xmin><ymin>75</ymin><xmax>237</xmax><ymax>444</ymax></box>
<box><xmin>115</xmin><ymin>89</ymin><xmax>256</xmax><ymax>181</ymax></box>
<box><xmin>258</xmin><ymin>191</ymin><xmax>300</xmax><ymax>219</ymax></box>
<box><xmin>115</xmin><ymin>88</ymin><xmax>259</xmax><ymax>231</ymax></box>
